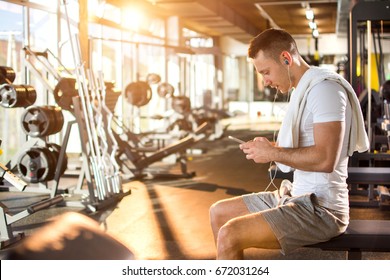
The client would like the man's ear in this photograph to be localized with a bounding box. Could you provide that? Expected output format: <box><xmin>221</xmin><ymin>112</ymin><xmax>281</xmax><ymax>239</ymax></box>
<box><xmin>280</xmin><ymin>52</ymin><xmax>291</xmax><ymax>66</ymax></box>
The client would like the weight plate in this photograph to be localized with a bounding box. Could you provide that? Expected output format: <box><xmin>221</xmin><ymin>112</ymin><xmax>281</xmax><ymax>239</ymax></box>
<box><xmin>21</xmin><ymin>106</ymin><xmax>51</xmax><ymax>137</ymax></box>
<box><xmin>124</xmin><ymin>81</ymin><xmax>152</xmax><ymax>107</ymax></box>
<box><xmin>53</xmin><ymin>77</ymin><xmax>78</xmax><ymax>111</ymax></box>
<box><xmin>47</xmin><ymin>143</ymin><xmax>68</xmax><ymax>176</ymax></box>
<box><xmin>22</xmin><ymin>85</ymin><xmax>37</xmax><ymax>107</ymax></box>
<box><xmin>0</xmin><ymin>84</ymin><xmax>17</xmax><ymax>108</ymax></box>
<box><xmin>171</xmin><ymin>96</ymin><xmax>191</xmax><ymax>114</ymax></box>
<box><xmin>0</xmin><ymin>66</ymin><xmax>16</xmax><ymax>84</ymax></box>
<box><xmin>146</xmin><ymin>73</ymin><xmax>161</xmax><ymax>85</ymax></box>
<box><xmin>0</xmin><ymin>84</ymin><xmax>36</xmax><ymax>108</ymax></box>
<box><xmin>17</xmin><ymin>146</ymin><xmax>56</xmax><ymax>183</ymax></box>
<box><xmin>157</xmin><ymin>82</ymin><xmax>175</xmax><ymax>98</ymax></box>
<box><xmin>49</xmin><ymin>106</ymin><xmax>65</xmax><ymax>135</ymax></box>
<box><xmin>21</xmin><ymin>106</ymin><xmax>64</xmax><ymax>137</ymax></box>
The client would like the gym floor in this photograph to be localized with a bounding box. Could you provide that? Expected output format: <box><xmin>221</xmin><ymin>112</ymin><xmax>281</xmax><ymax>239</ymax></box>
<box><xmin>1</xmin><ymin>116</ymin><xmax>390</xmax><ymax>260</ymax></box>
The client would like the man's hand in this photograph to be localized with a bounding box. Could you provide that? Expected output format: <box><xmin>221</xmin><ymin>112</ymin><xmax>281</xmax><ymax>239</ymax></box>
<box><xmin>240</xmin><ymin>137</ymin><xmax>275</xmax><ymax>163</ymax></box>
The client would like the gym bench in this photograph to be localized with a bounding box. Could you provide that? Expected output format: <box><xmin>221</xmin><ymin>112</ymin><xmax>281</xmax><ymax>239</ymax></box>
<box><xmin>268</xmin><ymin>165</ymin><xmax>390</xmax><ymax>259</ymax></box>
<box><xmin>306</xmin><ymin>219</ymin><xmax>390</xmax><ymax>259</ymax></box>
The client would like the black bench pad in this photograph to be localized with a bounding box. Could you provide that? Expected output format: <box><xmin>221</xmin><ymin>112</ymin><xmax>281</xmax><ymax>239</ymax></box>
<box><xmin>306</xmin><ymin>220</ymin><xmax>390</xmax><ymax>259</ymax></box>
<box><xmin>347</xmin><ymin>167</ymin><xmax>390</xmax><ymax>184</ymax></box>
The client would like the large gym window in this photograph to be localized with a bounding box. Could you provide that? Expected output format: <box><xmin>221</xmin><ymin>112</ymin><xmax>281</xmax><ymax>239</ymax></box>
<box><xmin>0</xmin><ymin>1</ymin><xmax>25</xmax><ymax>161</ymax></box>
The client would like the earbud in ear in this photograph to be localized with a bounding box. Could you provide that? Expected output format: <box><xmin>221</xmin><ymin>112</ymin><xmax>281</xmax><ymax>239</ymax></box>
<box><xmin>284</xmin><ymin>59</ymin><xmax>289</xmax><ymax>65</ymax></box>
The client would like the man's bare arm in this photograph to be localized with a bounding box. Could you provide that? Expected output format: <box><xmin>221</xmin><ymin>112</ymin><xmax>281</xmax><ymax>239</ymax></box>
<box><xmin>242</xmin><ymin>121</ymin><xmax>345</xmax><ymax>173</ymax></box>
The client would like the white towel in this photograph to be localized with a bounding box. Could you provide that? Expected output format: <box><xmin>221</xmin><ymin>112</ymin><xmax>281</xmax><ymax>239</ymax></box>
<box><xmin>276</xmin><ymin>66</ymin><xmax>370</xmax><ymax>173</ymax></box>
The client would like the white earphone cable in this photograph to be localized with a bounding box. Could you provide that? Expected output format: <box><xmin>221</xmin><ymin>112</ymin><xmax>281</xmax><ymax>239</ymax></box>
<box><xmin>264</xmin><ymin>64</ymin><xmax>293</xmax><ymax>193</ymax></box>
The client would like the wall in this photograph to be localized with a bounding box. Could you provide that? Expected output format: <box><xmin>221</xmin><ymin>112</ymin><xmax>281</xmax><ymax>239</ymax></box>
<box><xmin>295</xmin><ymin>34</ymin><xmax>348</xmax><ymax>56</ymax></box>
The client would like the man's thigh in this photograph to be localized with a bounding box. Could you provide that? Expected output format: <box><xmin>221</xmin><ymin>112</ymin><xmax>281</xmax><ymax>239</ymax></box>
<box><xmin>213</xmin><ymin>191</ymin><xmax>280</xmax><ymax>229</ymax></box>
<box><xmin>226</xmin><ymin>212</ymin><xmax>281</xmax><ymax>250</ymax></box>
<box><xmin>212</xmin><ymin>196</ymin><xmax>251</xmax><ymax>223</ymax></box>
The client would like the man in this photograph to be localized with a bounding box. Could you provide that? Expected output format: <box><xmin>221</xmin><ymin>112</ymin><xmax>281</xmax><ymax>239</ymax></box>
<box><xmin>209</xmin><ymin>28</ymin><xmax>369</xmax><ymax>259</ymax></box>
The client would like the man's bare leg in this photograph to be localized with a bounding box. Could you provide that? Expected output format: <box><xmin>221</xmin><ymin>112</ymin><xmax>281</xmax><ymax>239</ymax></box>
<box><xmin>209</xmin><ymin>196</ymin><xmax>249</xmax><ymax>243</ymax></box>
<box><xmin>210</xmin><ymin>196</ymin><xmax>280</xmax><ymax>259</ymax></box>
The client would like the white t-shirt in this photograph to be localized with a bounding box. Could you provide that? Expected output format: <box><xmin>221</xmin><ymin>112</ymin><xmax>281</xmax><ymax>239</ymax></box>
<box><xmin>291</xmin><ymin>80</ymin><xmax>352</xmax><ymax>213</ymax></box>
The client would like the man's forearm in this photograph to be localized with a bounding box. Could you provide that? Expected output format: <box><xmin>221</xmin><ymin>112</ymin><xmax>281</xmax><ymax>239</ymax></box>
<box><xmin>273</xmin><ymin>145</ymin><xmax>336</xmax><ymax>173</ymax></box>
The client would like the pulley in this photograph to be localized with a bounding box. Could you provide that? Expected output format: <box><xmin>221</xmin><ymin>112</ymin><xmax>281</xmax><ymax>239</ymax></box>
<box><xmin>0</xmin><ymin>66</ymin><xmax>16</xmax><ymax>84</ymax></box>
<box><xmin>157</xmin><ymin>82</ymin><xmax>175</xmax><ymax>98</ymax></box>
<box><xmin>21</xmin><ymin>105</ymin><xmax>64</xmax><ymax>137</ymax></box>
<box><xmin>53</xmin><ymin>77</ymin><xmax>78</xmax><ymax>111</ymax></box>
<box><xmin>17</xmin><ymin>146</ymin><xmax>57</xmax><ymax>183</ymax></box>
<box><xmin>124</xmin><ymin>81</ymin><xmax>152</xmax><ymax>107</ymax></box>
<box><xmin>0</xmin><ymin>84</ymin><xmax>37</xmax><ymax>108</ymax></box>
<box><xmin>171</xmin><ymin>96</ymin><xmax>191</xmax><ymax>114</ymax></box>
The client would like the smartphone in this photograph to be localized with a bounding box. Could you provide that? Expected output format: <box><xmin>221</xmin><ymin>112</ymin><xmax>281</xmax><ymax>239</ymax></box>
<box><xmin>228</xmin><ymin>135</ymin><xmax>245</xmax><ymax>144</ymax></box>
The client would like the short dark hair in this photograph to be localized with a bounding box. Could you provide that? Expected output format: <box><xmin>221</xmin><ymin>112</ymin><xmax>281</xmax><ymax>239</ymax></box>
<box><xmin>248</xmin><ymin>28</ymin><xmax>298</xmax><ymax>61</ymax></box>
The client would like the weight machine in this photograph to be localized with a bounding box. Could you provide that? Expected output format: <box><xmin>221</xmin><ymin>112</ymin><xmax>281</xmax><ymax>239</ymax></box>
<box><xmin>113</xmin><ymin>120</ymin><xmax>207</xmax><ymax>179</ymax></box>
<box><xmin>118</xmin><ymin>78</ymin><xmax>209</xmax><ymax>179</ymax></box>
<box><xmin>0</xmin><ymin>63</ymin><xmax>69</xmax><ymax>196</ymax></box>
<box><xmin>347</xmin><ymin>0</ymin><xmax>390</xmax><ymax>209</ymax></box>
<box><xmin>349</xmin><ymin>0</ymin><xmax>390</xmax><ymax>145</ymax></box>
<box><xmin>0</xmin><ymin>138</ymin><xmax>64</xmax><ymax>248</ymax></box>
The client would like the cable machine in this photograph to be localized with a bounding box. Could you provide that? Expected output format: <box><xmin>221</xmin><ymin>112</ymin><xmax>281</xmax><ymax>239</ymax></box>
<box><xmin>349</xmin><ymin>0</ymin><xmax>390</xmax><ymax>148</ymax></box>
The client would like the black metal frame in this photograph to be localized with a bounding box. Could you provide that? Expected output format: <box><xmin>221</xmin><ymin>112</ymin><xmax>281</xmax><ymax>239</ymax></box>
<box><xmin>349</xmin><ymin>1</ymin><xmax>390</xmax><ymax>91</ymax></box>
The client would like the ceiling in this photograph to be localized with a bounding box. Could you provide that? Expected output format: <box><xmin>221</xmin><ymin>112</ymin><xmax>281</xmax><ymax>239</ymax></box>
<box><xmin>106</xmin><ymin>0</ymin><xmax>352</xmax><ymax>43</ymax></box>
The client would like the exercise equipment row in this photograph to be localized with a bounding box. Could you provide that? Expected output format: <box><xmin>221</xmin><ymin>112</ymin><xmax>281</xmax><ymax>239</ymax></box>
<box><xmin>21</xmin><ymin>46</ymin><xmax>121</xmax><ymax>113</ymax></box>
<box><xmin>53</xmin><ymin>76</ymin><xmax>120</xmax><ymax>112</ymax></box>
<box><xmin>2</xmin><ymin>61</ymin><xmax>224</xmax><ymax>189</ymax></box>
<box><xmin>124</xmin><ymin>79</ymin><xmax>175</xmax><ymax>108</ymax></box>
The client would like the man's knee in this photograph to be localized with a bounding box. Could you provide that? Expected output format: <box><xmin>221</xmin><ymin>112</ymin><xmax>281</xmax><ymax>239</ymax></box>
<box><xmin>209</xmin><ymin>201</ymin><xmax>222</xmax><ymax>225</ymax></box>
<box><xmin>210</xmin><ymin>198</ymin><xmax>249</xmax><ymax>227</ymax></box>
<box><xmin>217</xmin><ymin>220</ymin><xmax>241</xmax><ymax>251</ymax></box>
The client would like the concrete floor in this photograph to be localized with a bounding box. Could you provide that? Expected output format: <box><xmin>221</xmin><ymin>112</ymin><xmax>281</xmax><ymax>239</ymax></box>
<box><xmin>1</xmin><ymin>117</ymin><xmax>390</xmax><ymax>260</ymax></box>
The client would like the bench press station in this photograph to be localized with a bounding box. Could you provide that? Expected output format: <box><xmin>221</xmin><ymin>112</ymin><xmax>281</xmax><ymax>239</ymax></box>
<box><xmin>268</xmin><ymin>164</ymin><xmax>390</xmax><ymax>259</ymax></box>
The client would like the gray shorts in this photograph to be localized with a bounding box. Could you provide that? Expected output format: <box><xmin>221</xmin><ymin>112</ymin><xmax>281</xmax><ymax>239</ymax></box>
<box><xmin>242</xmin><ymin>190</ymin><xmax>349</xmax><ymax>255</ymax></box>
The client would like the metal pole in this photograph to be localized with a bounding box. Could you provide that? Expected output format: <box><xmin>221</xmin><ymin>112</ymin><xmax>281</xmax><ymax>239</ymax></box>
<box><xmin>367</xmin><ymin>20</ymin><xmax>372</xmax><ymax>146</ymax></box>
<box><xmin>98</xmin><ymin>71</ymin><xmax>123</xmax><ymax>193</ymax></box>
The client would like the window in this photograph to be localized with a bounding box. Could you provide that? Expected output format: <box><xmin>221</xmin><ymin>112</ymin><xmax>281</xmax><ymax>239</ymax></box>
<box><xmin>0</xmin><ymin>2</ymin><xmax>25</xmax><ymax>161</ymax></box>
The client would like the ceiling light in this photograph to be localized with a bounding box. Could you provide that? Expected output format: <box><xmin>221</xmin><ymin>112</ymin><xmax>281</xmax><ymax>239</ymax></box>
<box><xmin>309</xmin><ymin>21</ymin><xmax>317</xmax><ymax>29</ymax></box>
<box><xmin>305</xmin><ymin>9</ymin><xmax>314</xmax><ymax>20</ymax></box>
<box><xmin>312</xmin><ymin>29</ymin><xmax>319</xmax><ymax>38</ymax></box>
